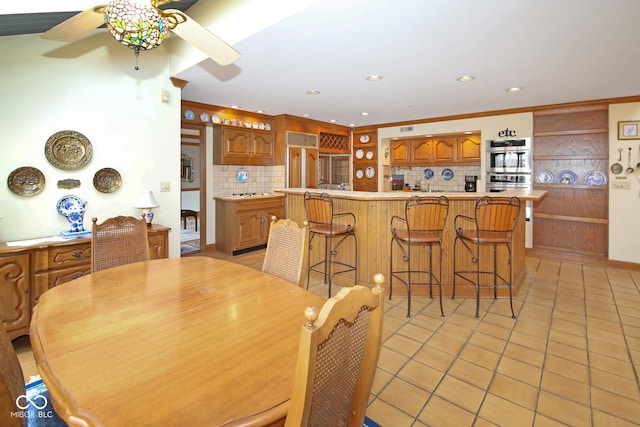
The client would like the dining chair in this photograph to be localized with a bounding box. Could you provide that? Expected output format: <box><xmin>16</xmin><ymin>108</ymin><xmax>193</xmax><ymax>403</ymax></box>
<box><xmin>304</xmin><ymin>192</ymin><xmax>358</xmax><ymax>297</ymax></box>
<box><xmin>262</xmin><ymin>217</ymin><xmax>308</xmax><ymax>286</ymax></box>
<box><xmin>390</xmin><ymin>195</ymin><xmax>449</xmax><ymax>317</ymax></box>
<box><xmin>453</xmin><ymin>196</ymin><xmax>521</xmax><ymax>318</ymax></box>
<box><xmin>0</xmin><ymin>327</ymin><xmax>65</xmax><ymax>426</ymax></box>
<box><xmin>91</xmin><ymin>215</ymin><xmax>150</xmax><ymax>273</ymax></box>
<box><xmin>285</xmin><ymin>274</ymin><xmax>385</xmax><ymax>427</ymax></box>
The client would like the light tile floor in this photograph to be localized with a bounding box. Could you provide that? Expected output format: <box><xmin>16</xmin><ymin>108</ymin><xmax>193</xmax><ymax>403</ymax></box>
<box><xmin>14</xmin><ymin>251</ymin><xmax>640</xmax><ymax>426</ymax></box>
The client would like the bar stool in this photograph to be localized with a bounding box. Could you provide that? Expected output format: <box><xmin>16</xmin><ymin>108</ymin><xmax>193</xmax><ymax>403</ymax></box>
<box><xmin>390</xmin><ymin>195</ymin><xmax>449</xmax><ymax>317</ymax></box>
<box><xmin>453</xmin><ymin>196</ymin><xmax>521</xmax><ymax>318</ymax></box>
<box><xmin>304</xmin><ymin>192</ymin><xmax>358</xmax><ymax>297</ymax></box>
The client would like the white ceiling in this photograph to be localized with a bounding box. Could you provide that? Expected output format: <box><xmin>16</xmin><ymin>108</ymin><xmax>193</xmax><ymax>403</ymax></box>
<box><xmin>176</xmin><ymin>0</ymin><xmax>640</xmax><ymax>127</ymax></box>
<box><xmin>5</xmin><ymin>0</ymin><xmax>640</xmax><ymax>127</ymax></box>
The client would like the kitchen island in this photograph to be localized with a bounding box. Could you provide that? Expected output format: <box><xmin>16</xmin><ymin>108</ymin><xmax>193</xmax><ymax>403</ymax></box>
<box><xmin>277</xmin><ymin>188</ymin><xmax>546</xmax><ymax>298</ymax></box>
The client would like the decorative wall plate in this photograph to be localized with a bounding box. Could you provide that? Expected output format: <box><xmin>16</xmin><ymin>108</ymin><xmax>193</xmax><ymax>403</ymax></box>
<box><xmin>355</xmin><ymin>148</ymin><xmax>364</xmax><ymax>159</ymax></box>
<box><xmin>534</xmin><ymin>169</ymin><xmax>554</xmax><ymax>184</ymax></box>
<box><xmin>423</xmin><ymin>168</ymin><xmax>434</xmax><ymax>179</ymax></box>
<box><xmin>7</xmin><ymin>166</ymin><xmax>45</xmax><ymax>196</ymax></box>
<box><xmin>355</xmin><ymin>169</ymin><xmax>364</xmax><ymax>179</ymax></box>
<box><xmin>557</xmin><ymin>169</ymin><xmax>577</xmax><ymax>185</ymax></box>
<box><xmin>236</xmin><ymin>167</ymin><xmax>249</xmax><ymax>183</ymax></box>
<box><xmin>200</xmin><ymin>112</ymin><xmax>210</xmax><ymax>122</ymax></box>
<box><xmin>93</xmin><ymin>168</ymin><xmax>122</xmax><ymax>193</ymax></box>
<box><xmin>360</xmin><ymin>135</ymin><xmax>370</xmax><ymax>143</ymax></box>
<box><xmin>366</xmin><ymin>150</ymin><xmax>374</xmax><ymax>160</ymax></box>
<box><xmin>212</xmin><ymin>115</ymin><xmax>221</xmax><ymax>124</ymax></box>
<box><xmin>442</xmin><ymin>168</ymin><xmax>454</xmax><ymax>181</ymax></box>
<box><xmin>265</xmin><ymin>123</ymin><xmax>271</xmax><ymax>131</ymax></box>
<box><xmin>365</xmin><ymin>166</ymin><xmax>375</xmax><ymax>178</ymax></box>
<box><xmin>45</xmin><ymin>130</ymin><xmax>93</xmax><ymax>171</ymax></box>
<box><xmin>184</xmin><ymin>110</ymin><xmax>195</xmax><ymax>120</ymax></box>
<box><xmin>584</xmin><ymin>170</ymin><xmax>607</xmax><ymax>186</ymax></box>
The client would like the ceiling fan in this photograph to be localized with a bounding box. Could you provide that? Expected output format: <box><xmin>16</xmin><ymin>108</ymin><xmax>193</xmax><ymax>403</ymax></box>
<box><xmin>41</xmin><ymin>0</ymin><xmax>241</xmax><ymax>67</ymax></box>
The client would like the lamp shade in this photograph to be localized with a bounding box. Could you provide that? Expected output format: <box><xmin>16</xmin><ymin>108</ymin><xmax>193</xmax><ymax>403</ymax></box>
<box><xmin>105</xmin><ymin>0</ymin><xmax>168</xmax><ymax>51</ymax></box>
<box><xmin>133</xmin><ymin>190</ymin><xmax>159</xmax><ymax>209</ymax></box>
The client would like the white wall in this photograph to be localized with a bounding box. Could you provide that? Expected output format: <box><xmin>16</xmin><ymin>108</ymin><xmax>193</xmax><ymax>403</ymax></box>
<box><xmin>609</xmin><ymin>103</ymin><xmax>640</xmax><ymax>263</ymax></box>
<box><xmin>0</xmin><ymin>33</ymin><xmax>182</xmax><ymax>257</ymax></box>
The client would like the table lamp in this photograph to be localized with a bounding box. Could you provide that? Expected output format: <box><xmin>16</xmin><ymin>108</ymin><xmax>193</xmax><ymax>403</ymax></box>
<box><xmin>133</xmin><ymin>190</ymin><xmax>159</xmax><ymax>227</ymax></box>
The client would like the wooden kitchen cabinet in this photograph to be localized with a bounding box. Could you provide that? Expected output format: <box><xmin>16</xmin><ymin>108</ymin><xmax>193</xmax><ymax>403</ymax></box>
<box><xmin>457</xmin><ymin>134</ymin><xmax>481</xmax><ymax>164</ymax></box>
<box><xmin>215</xmin><ymin>195</ymin><xmax>285</xmax><ymax>256</ymax></box>
<box><xmin>353</xmin><ymin>131</ymin><xmax>378</xmax><ymax>192</ymax></box>
<box><xmin>390</xmin><ymin>136</ymin><xmax>456</xmax><ymax>165</ymax></box>
<box><xmin>289</xmin><ymin>147</ymin><xmax>318</xmax><ymax>188</ymax></box>
<box><xmin>212</xmin><ymin>125</ymin><xmax>274</xmax><ymax>166</ymax></box>
<box><xmin>0</xmin><ymin>225</ymin><xmax>170</xmax><ymax>340</ymax></box>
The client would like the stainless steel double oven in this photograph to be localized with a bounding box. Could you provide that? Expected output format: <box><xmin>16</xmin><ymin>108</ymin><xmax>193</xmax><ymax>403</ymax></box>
<box><xmin>486</xmin><ymin>137</ymin><xmax>533</xmax><ymax>247</ymax></box>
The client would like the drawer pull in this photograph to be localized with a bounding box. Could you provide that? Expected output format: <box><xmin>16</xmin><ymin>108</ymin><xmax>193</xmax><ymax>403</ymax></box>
<box><xmin>73</xmin><ymin>251</ymin><xmax>87</xmax><ymax>259</ymax></box>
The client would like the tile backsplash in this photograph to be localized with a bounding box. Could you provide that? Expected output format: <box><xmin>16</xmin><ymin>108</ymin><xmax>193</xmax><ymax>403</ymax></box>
<box><xmin>392</xmin><ymin>165</ymin><xmax>482</xmax><ymax>192</ymax></box>
<box><xmin>212</xmin><ymin>165</ymin><xmax>285</xmax><ymax>196</ymax></box>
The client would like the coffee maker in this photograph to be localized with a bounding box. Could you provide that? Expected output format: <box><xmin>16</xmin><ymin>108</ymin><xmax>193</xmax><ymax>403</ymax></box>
<box><xmin>464</xmin><ymin>175</ymin><xmax>478</xmax><ymax>192</ymax></box>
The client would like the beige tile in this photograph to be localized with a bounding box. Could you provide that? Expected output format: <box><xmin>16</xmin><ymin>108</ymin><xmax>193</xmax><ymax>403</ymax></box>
<box><xmin>508</xmin><ymin>330</ymin><xmax>548</xmax><ymax>352</ymax></box>
<box><xmin>540</xmin><ymin>371</ymin><xmax>590</xmax><ymax>405</ymax></box>
<box><xmin>378</xmin><ymin>376</ymin><xmax>431</xmax><ymax>416</ymax></box>
<box><xmin>370</xmin><ymin>367</ymin><xmax>393</xmax><ymax>395</ymax></box>
<box><xmin>448</xmin><ymin>358</ymin><xmax>493</xmax><ymax>389</ymax></box>
<box><xmin>467</xmin><ymin>331</ymin><xmax>507</xmax><ymax>353</ymax></box>
<box><xmin>591</xmin><ymin>386</ymin><xmax>640</xmax><ymax>425</ymax></box>
<box><xmin>397</xmin><ymin>323</ymin><xmax>432</xmax><ymax>342</ymax></box>
<box><xmin>377</xmin><ymin>346</ymin><xmax>409</xmax><ymax>375</ymax></box>
<box><xmin>458</xmin><ymin>343</ymin><xmax>501</xmax><ymax>371</ymax></box>
<box><xmin>488</xmin><ymin>373</ymin><xmax>538</xmax><ymax>410</ymax></box>
<box><xmin>590</xmin><ymin>368</ymin><xmax>640</xmax><ymax>400</ymax></box>
<box><xmin>412</xmin><ymin>344</ymin><xmax>456</xmax><ymax>372</ymax></box>
<box><xmin>543</xmin><ymin>354</ymin><xmax>589</xmax><ymax>383</ymax></box>
<box><xmin>383</xmin><ymin>333</ymin><xmax>422</xmax><ymax>358</ymax></box>
<box><xmin>478</xmin><ymin>393</ymin><xmax>534</xmax><ymax>427</ymax></box>
<box><xmin>418</xmin><ymin>395</ymin><xmax>475</xmax><ymax>427</ymax></box>
<box><xmin>545</xmin><ymin>340</ymin><xmax>588</xmax><ymax>365</ymax></box>
<box><xmin>365</xmin><ymin>397</ymin><xmax>415</xmax><ymax>427</ymax></box>
<box><xmin>476</xmin><ymin>321</ymin><xmax>512</xmax><ymax>340</ymax></box>
<box><xmin>537</xmin><ymin>390</ymin><xmax>591</xmax><ymax>426</ymax></box>
<box><xmin>496</xmin><ymin>356</ymin><xmax>542</xmax><ymax>386</ymax></box>
<box><xmin>425</xmin><ymin>332</ymin><xmax>465</xmax><ymax>355</ymax></box>
<box><xmin>433</xmin><ymin>375</ymin><xmax>485</xmax><ymax>413</ymax></box>
<box><xmin>397</xmin><ymin>359</ymin><xmax>445</xmax><ymax>392</ymax></box>
<box><xmin>593</xmin><ymin>410</ymin><xmax>640</xmax><ymax>427</ymax></box>
<box><xmin>503</xmin><ymin>342</ymin><xmax>545</xmax><ymax>368</ymax></box>
<box><xmin>589</xmin><ymin>352</ymin><xmax>636</xmax><ymax>378</ymax></box>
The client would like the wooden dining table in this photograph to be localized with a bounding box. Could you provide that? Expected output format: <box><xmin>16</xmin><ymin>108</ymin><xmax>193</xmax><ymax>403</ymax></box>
<box><xmin>29</xmin><ymin>257</ymin><xmax>326</xmax><ymax>427</ymax></box>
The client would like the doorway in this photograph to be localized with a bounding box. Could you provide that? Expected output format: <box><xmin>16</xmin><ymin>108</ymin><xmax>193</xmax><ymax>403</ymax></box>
<box><xmin>180</xmin><ymin>124</ymin><xmax>206</xmax><ymax>255</ymax></box>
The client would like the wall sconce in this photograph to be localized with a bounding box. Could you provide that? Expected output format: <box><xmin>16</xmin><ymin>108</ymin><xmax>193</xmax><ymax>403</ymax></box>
<box><xmin>133</xmin><ymin>190</ymin><xmax>160</xmax><ymax>227</ymax></box>
<box><xmin>384</xmin><ymin>147</ymin><xmax>390</xmax><ymax>158</ymax></box>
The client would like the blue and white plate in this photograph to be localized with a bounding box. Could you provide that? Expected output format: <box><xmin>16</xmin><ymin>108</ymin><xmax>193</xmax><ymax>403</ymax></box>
<box><xmin>442</xmin><ymin>168</ymin><xmax>454</xmax><ymax>181</ymax></box>
<box><xmin>535</xmin><ymin>169</ymin><xmax>554</xmax><ymax>184</ymax></box>
<box><xmin>557</xmin><ymin>169</ymin><xmax>577</xmax><ymax>185</ymax></box>
<box><xmin>236</xmin><ymin>167</ymin><xmax>249</xmax><ymax>183</ymax></box>
<box><xmin>423</xmin><ymin>168</ymin><xmax>434</xmax><ymax>179</ymax></box>
<box><xmin>584</xmin><ymin>170</ymin><xmax>607</xmax><ymax>186</ymax></box>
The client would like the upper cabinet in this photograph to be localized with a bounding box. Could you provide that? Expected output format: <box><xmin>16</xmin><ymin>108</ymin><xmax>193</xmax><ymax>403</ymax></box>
<box><xmin>389</xmin><ymin>133</ymin><xmax>480</xmax><ymax>166</ymax></box>
<box><xmin>212</xmin><ymin>125</ymin><xmax>274</xmax><ymax>166</ymax></box>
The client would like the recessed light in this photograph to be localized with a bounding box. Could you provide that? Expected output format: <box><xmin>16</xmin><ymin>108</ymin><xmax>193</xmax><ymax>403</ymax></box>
<box><xmin>457</xmin><ymin>76</ymin><xmax>475</xmax><ymax>82</ymax></box>
<box><xmin>230</xmin><ymin>105</ymin><xmax>241</xmax><ymax>109</ymax></box>
<box><xmin>329</xmin><ymin>119</ymin><xmax>337</xmax><ymax>123</ymax></box>
<box><xmin>256</xmin><ymin>110</ymin><xmax>264</xmax><ymax>113</ymax></box>
<box><xmin>306</xmin><ymin>90</ymin><xmax>320</xmax><ymax>95</ymax></box>
<box><xmin>464</xmin><ymin>131</ymin><xmax>473</xmax><ymax>134</ymax></box>
<box><xmin>360</xmin><ymin>112</ymin><xmax>369</xmax><ymax>116</ymax></box>
<box><xmin>506</xmin><ymin>87</ymin><xmax>523</xmax><ymax>92</ymax></box>
<box><xmin>366</xmin><ymin>74</ymin><xmax>384</xmax><ymax>81</ymax></box>
<box><xmin>302</xmin><ymin>113</ymin><xmax>310</xmax><ymax>117</ymax></box>
<box><xmin>349</xmin><ymin>123</ymin><xmax>356</xmax><ymax>127</ymax></box>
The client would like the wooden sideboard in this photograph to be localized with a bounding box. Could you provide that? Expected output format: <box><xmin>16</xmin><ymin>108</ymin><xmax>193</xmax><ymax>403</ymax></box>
<box><xmin>0</xmin><ymin>224</ymin><xmax>170</xmax><ymax>340</ymax></box>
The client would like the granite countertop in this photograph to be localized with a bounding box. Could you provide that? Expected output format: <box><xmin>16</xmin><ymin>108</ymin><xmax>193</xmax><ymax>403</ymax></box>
<box><xmin>275</xmin><ymin>188</ymin><xmax>547</xmax><ymax>202</ymax></box>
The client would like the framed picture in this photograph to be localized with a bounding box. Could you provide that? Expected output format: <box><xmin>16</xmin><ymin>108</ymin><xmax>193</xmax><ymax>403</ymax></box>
<box><xmin>618</xmin><ymin>121</ymin><xmax>640</xmax><ymax>140</ymax></box>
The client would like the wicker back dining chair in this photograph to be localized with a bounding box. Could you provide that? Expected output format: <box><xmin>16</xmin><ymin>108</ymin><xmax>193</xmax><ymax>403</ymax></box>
<box><xmin>453</xmin><ymin>196</ymin><xmax>521</xmax><ymax>318</ymax></box>
<box><xmin>285</xmin><ymin>274</ymin><xmax>385</xmax><ymax>427</ymax></box>
<box><xmin>390</xmin><ymin>195</ymin><xmax>449</xmax><ymax>317</ymax></box>
<box><xmin>91</xmin><ymin>216</ymin><xmax>150</xmax><ymax>273</ymax></box>
<box><xmin>262</xmin><ymin>217</ymin><xmax>308</xmax><ymax>286</ymax></box>
<box><xmin>0</xmin><ymin>326</ymin><xmax>25</xmax><ymax>427</ymax></box>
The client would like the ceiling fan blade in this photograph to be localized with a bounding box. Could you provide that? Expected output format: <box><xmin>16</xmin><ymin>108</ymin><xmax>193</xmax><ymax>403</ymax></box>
<box><xmin>42</xmin><ymin>6</ymin><xmax>106</xmax><ymax>42</ymax></box>
<box><xmin>167</xmin><ymin>10</ymin><xmax>241</xmax><ymax>66</ymax></box>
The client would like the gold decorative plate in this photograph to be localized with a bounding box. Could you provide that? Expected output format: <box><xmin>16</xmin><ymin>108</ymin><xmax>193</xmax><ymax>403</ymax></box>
<box><xmin>45</xmin><ymin>130</ymin><xmax>93</xmax><ymax>171</ymax></box>
<box><xmin>93</xmin><ymin>168</ymin><xmax>122</xmax><ymax>193</ymax></box>
<box><xmin>7</xmin><ymin>166</ymin><xmax>45</xmax><ymax>196</ymax></box>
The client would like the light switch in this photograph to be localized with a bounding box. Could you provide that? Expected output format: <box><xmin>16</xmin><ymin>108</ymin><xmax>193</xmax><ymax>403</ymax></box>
<box><xmin>160</xmin><ymin>182</ymin><xmax>170</xmax><ymax>192</ymax></box>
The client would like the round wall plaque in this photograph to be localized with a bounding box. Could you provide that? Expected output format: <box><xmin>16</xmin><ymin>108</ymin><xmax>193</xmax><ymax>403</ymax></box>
<box><xmin>45</xmin><ymin>130</ymin><xmax>93</xmax><ymax>171</ymax></box>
